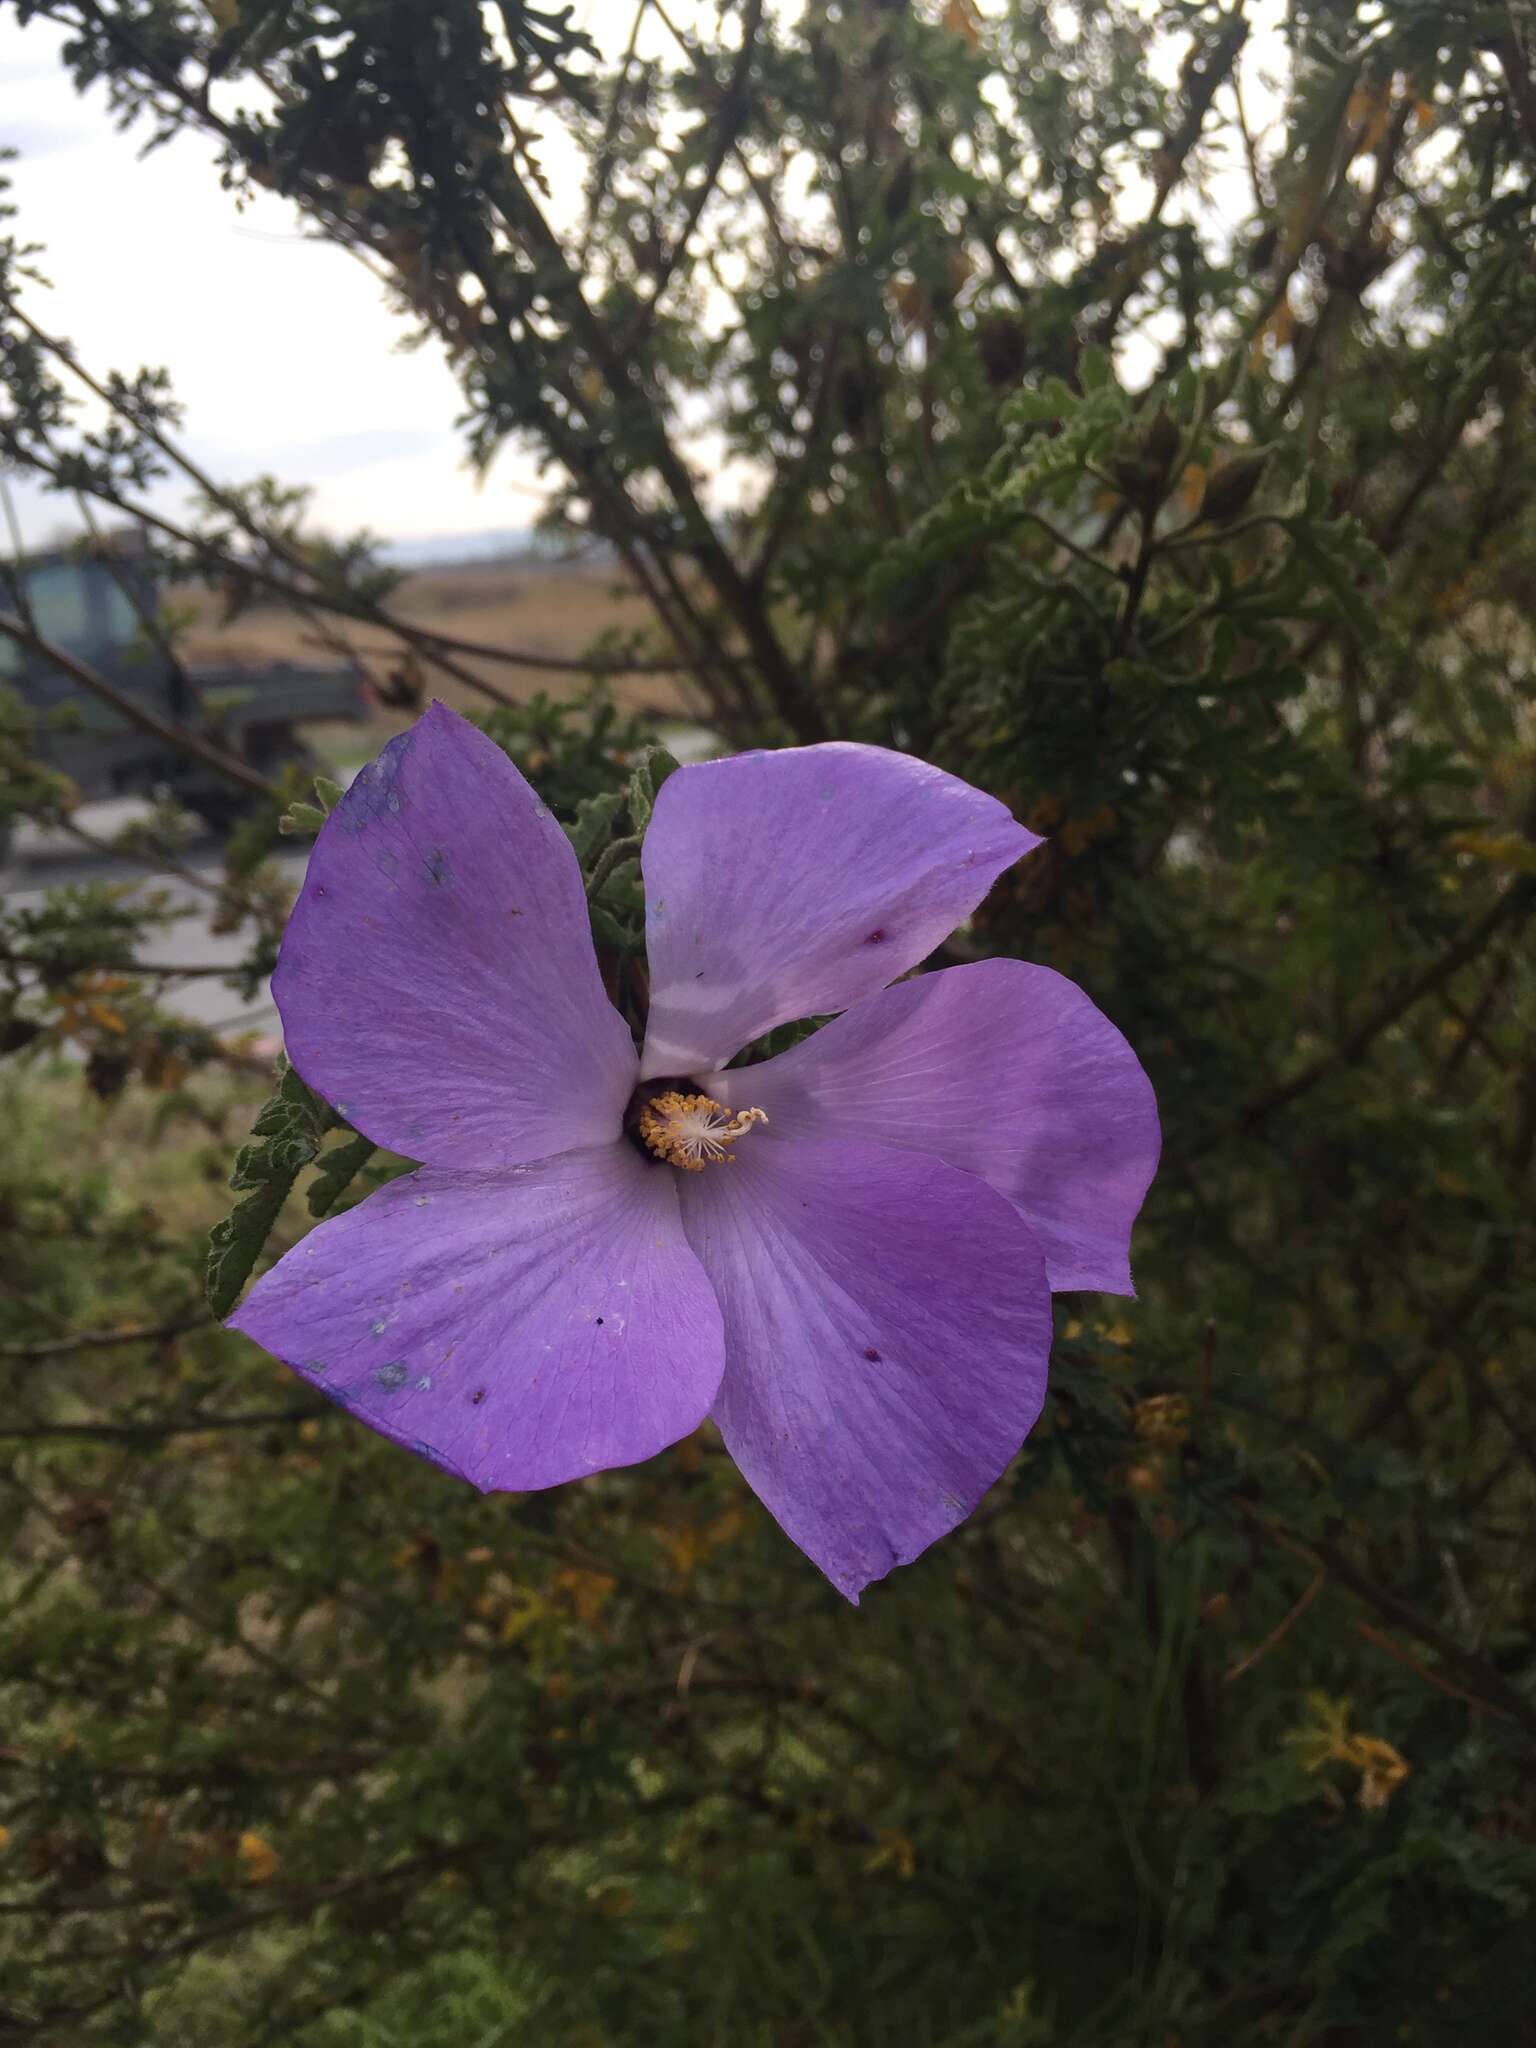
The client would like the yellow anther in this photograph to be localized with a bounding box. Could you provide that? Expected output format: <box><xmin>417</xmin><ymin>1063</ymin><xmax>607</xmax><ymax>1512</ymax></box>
<box><xmin>638</xmin><ymin>1091</ymin><xmax>768</xmax><ymax>1171</ymax></box>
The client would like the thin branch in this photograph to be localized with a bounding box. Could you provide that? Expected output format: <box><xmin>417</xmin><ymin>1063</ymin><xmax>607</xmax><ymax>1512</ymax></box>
<box><xmin>1492</xmin><ymin>23</ymin><xmax>1536</xmax><ymax>158</ymax></box>
<box><xmin>1090</xmin><ymin>6</ymin><xmax>1251</xmax><ymax>342</ymax></box>
<box><xmin>623</xmin><ymin>0</ymin><xmax>765</xmax><ymax>348</ymax></box>
<box><xmin>21</xmin><ymin>1842</ymin><xmax>493</xmax><ymax>2033</ymax></box>
<box><xmin>53</xmin><ymin>813</ymin><xmax>222</xmax><ymax>895</ymax></box>
<box><xmin>748</xmin><ymin>342</ymin><xmax>837</xmax><ymax>586</ymax></box>
<box><xmin>1230</xmin><ymin>60</ymin><xmax>1275</xmax><ymax>218</ymax></box>
<box><xmin>487</xmin><ymin>149</ymin><xmax>820</xmax><ymax>734</ymax></box>
<box><xmin>577</xmin><ymin>0</ymin><xmax>652</xmax><ymax>270</ymax></box>
<box><xmin>1237</xmin><ymin>878</ymin><xmax>1536</xmax><ymax>1134</ymax></box>
<box><xmin>0</xmin><ymin>468</ymin><xmax>33</xmax><ymax>601</ymax></box>
<box><xmin>0</xmin><ymin>609</ymin><xmax>274</xmax><ymax>797</ymax></box>
<box><xmin>1292</xmin><ymin>374</ymin><xmax>1495</xmax><ymax>668</ymax></box>
<box><xmin>1245</xmin><ymin>1511</ymin><xmax>1536</xmax><ymax>1740</ymax></box>
<box><xmin>585</xmin><ymin>832</ymin><xmax>643</xmax><ymax>900</ymax></box>
<box><xmin>0</xmin><ymin>941</ymin><xmax>237</xmax><ymax>982</ymax></box>
<box><xmin>7</xmin><ymin>305</ymin><xmax>690</xmax><ymax>682</ymax></box>
<box><xmin>1224</xmin><ymin>1569</ymin><xmax>1326</xmax><ymax>1684</ymax></box>
<box><xmin>1353</xmin><ymin>1620</ymin><xmax>1502</xmax><ymax>1715</ymax></box>
<box><xmin>0</xmin><ymin>1407</ymin><xmax>319</xmax><ymax>1443</ymax></box>
<box><xmin>0</xmin><ymin>1315</ymin><xmax>209</xmax><ymax>1360</ymax></box>
<box><xmin>72</xmin><ymin>483</ymin><xmax>215</xmax><ymax>723</ymax></box>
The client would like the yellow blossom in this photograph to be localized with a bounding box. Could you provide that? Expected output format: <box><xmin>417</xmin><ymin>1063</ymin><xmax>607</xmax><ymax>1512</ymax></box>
<box><xmin>551</xmin><ymin>1566</ymin><xmax>616</xmax><ymax>1625</ymax></box>
<box><xmin>1134</xmin><ymin>1393</ymin><xmax>1191</xmax><ymax>1450</ymax></box>
<box><xmin>863</xmin><ymin>1828</ymin><xmax>917</xmax><ymax>1880</ymax></box>
<box><xmin>237</xmin><ymin>1832</ymin><xmax>279</xmax><ymax>1884</ymax></box>
<box><xmin>1287</xmin><ymin>1693</ymin><xmax>1409</xmax><ymax>1811</ymax></box>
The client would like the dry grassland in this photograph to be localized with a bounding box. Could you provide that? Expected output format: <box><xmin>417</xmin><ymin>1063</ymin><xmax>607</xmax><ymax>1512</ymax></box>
<box><xmin>176</xmin><ymin>555</ymin><xmax>697</xmax><ymax>739</ymax></box>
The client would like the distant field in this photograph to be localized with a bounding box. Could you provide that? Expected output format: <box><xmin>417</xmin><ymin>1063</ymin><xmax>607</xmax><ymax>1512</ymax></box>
<box><xmin>175</xmin><ymin>555</ymin><xmax>698</xmax><ymax>742</ymax></box>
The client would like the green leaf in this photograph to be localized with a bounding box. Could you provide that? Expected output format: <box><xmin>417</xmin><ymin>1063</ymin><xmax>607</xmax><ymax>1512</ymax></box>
<box><xmin>1077</xmin><ymin>345</ymin><xmax>1115</xmax><ymax>395</ymax></box>
<box><xmin>278</xmin><ymin>801</ymin><xmax>325</xmax><ymax>837</ymax></box>
<box><xmin>624</xmin><ymin>745</ymin><xmax>680</xmax><ymax>835</ymax></box>
<box><xmin>1199</xmin><ymin>449</ymin><xmax>1272</xmax><ymax>524</ymax></box>
<box><xmin>307</xmin><ymin>1130</ymin><xmax>380</xmax><ymax>1218</ymax></box>
<box><xmin>587</xmin><ymin>902</ymin><xmax>633</xmax><ymax>952</ymax></box>
<box><xmin>207</xmin><ymin>1178</ymin><xmax>303</xmax><ymax>1321</ymax></box>
<box><xmin>206</xmin><ymin>1062</ymin><xmax>336</xmax><ymax>1316</ymax></box>
<box><xmin>566</xmin><ymin>789</ymin><xmax>625</xmax><ymax>862</ymax></box>
<box><xmin>1287</xmin><ymin>521</ymin><xmax>1383</xmax><ymax>643</ymax></box>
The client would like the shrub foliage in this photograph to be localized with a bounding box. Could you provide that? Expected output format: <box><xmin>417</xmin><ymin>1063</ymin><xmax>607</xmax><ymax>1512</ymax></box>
<box><xmin>1</xmin><ymin>1</ymin><xmax>1534</xmax><ymax>2041</ymax></box>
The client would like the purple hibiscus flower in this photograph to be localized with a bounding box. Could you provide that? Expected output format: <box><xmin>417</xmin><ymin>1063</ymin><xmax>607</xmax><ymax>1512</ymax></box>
<box><xmin>229</xmin><ymin>701</ymin><xmax>1159</xmax><ymax>1599</ymax></box>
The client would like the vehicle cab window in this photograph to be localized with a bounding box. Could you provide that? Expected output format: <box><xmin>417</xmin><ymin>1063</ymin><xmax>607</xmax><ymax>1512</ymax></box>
<box><xmin>0</xmin><ymin>558</ymin><xmax>141</xmax><ymax>694</ymax></box>
<box><xmin>19</xmin><ymin>562</ymin><xmax>98</xmax><ymax>652</ymax></box>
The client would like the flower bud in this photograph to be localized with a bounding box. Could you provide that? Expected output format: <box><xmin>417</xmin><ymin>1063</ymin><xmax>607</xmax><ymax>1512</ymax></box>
<box><xmin>1199</xmin><ymin>449</ymin><xmax>1271</xmax><ymax>523</ymax></box>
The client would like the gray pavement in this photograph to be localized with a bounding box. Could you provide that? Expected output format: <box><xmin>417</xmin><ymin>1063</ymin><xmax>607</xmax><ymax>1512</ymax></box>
<box><xmin>3</xmin><ymin>799</ymin><xmax>310</xmax><ymax>1038</ymax></box>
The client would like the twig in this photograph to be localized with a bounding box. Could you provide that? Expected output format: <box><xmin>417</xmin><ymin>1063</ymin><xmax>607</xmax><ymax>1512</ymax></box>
<box><xmin>0</xmin><ymin>941</ymin><xmax>238</xmax><ymax>982</ymax></box>
<box><xmin>21</xmin><ymin>1841</ymin><xmax>492</xmax><ymax>2033</ymax></box>
<box><xmin>0</xmin><ymin>609</ymin><xmax>273</xmax><ymax>798</ymax></box>
<box><xmin>577</xmin><ymin>0</ymin><xmax>652</xmax><ymax>270</ymax></box>
<box><xmin>0</xmin><ymin>1315</ymin><xmax>209</xmax><ymax>1361</ymax></box>
<box><xmin>1223</xmin><ymin>1569</ymin><xmax>1325</xmax><ymax>1683</ymax></box>
<box><xmin>1237</xmin><ymin>878</ymin><xmax>1536</xmax><ymax>1134</ymax></box>
<box><xmin>1244</xmin><ymin>1511</ymin><xmax>1536</xmax><ymax>1739</ymax></box>
<box><xmin>585</xmin><ymin>833</ymin><xmax>643</xmax><ymax>901</ymax></box>
<box><xmin>1090</xmin><ymin>7</ymin><xmax>1251</xmax><ymax>343</ymax></box>
<box><xmin>1353</xmin><ymin>1620</ymin><xmax>1497</xmax><ymax>1715</ymax></box>
<box><xmin>1492</xmin><ymin>26</ymin><xmax>1536</xmax><ymax>157</ymax></box>
<box><xmin>7</xmin><ymin>307</ymin><xmax>689</xmax><ymax>682</ymax></box>
<box><xmin>623</xmin><ymin>0</ymin><xmax>765</xmax><ymax>349</ymax></box>
<box><xmin>488</xmin><ymin>169</ymin><xmax>821</xmax><ymax>735</ymax></box>
<box><xmin>0</xmin><ymin>1407</ymin><xmax>320</xmax><ymax>1443</ymax></box>
<box><xmin>54</xmin><ymin>814</ymin><xmax>222</xmax><ymax>896</ymax></box>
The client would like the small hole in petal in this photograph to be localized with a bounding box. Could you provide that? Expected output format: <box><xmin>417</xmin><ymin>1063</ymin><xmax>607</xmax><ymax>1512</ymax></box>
<box><xmin>471</xmin><ymin>1388</ymin><xmax>486</xmax><ymax>1406</ymax></box>
<box><xmin>863</xmin><ymin>927</ymin><xmax>889</xmax><ymax>945</ymax></box>
<box><xmin>863</xmin><ymin>1347</ymin><xmax>882</xmax><ymax>1362</ymax></box>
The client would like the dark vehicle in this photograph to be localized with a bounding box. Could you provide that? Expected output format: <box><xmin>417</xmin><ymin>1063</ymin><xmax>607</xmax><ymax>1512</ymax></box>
<box><xmin>0</xmin><ymin>534</ymin><xmax>369</xmax><ymax>849</ymax></box>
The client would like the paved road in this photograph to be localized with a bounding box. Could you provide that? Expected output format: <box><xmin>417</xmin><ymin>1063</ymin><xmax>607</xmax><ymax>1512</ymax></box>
<box><xmin>3</xmin><ymin>800</ymin><xmax>311</xmax><ymax>1037</ymax></box>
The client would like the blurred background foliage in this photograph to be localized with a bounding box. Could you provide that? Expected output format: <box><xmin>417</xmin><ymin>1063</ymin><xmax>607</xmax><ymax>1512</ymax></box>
<box><xmin>1</xmin><ymin>0</ymin><xmax>1535</xmax><ymax>2040</ymax></box>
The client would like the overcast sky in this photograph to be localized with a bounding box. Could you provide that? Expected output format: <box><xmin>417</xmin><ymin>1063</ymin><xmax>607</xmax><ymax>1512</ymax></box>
<box><xmin>1</xmin><ymin>8</ymin><xmax>608</xmax><ymax>550</ymax></box>
<box><xmin>2</xmin><ymin>2</ymin><xmax>1284</xmax><ymax>553</ymax></box>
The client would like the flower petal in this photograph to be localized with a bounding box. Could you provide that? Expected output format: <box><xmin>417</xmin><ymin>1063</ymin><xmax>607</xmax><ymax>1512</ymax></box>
<box><xmin>676</xmin><ymin>1135</ymin><xmax>1052</xmax><ymax>1600</ymax></box>
<box><xmin>229</xmin><ymin>1145</ymin><xmax>724</xmax><ymax>1490</ymax></box>
<box><xmin>273</xmin><ymin>701</ymin><xmax>637</xmax><ymax>1168</ymax></box>
<box><xmin>638</xmin><ymin>743</ymin><xmax>1038</xmax><ymax>1078</ymax></box>
<box><xmin>706</xmin><ymin>960</ymin><xmax>1159</xmax><ymax>1295</ymax></box>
